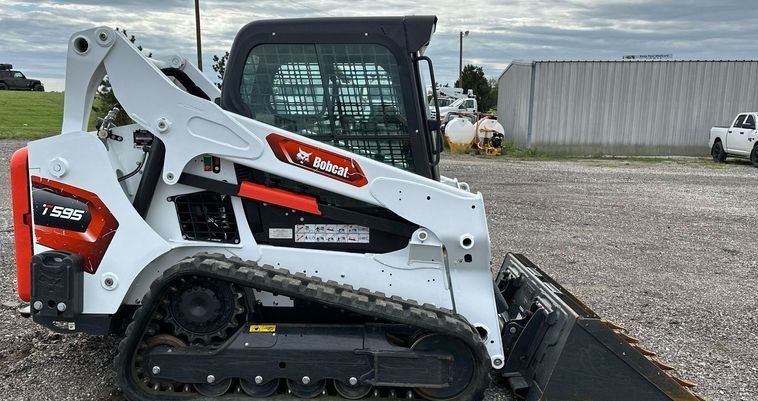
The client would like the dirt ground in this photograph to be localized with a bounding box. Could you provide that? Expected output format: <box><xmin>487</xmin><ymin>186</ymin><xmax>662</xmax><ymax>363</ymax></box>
<box><xmin>0</xmin><ymin>139</ymin><xmax>756</xmax><ymax>401</ymax></box>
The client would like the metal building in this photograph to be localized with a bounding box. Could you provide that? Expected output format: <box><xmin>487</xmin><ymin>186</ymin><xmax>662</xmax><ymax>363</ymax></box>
<box><xmin>497</xmin><ymin>60</ymin><xmax>758</xmax><ymax>155</ymax></box>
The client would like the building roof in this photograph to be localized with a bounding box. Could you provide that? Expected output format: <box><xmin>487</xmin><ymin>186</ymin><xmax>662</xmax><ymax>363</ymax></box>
<box><xmin>531</xmin><ymin>59</ymin><xmax>758</xmax><ymax>63</ymax></box>
<box><xmin>498</xmin><ymin>58</ymin><xmax>758</xmax><ymax>80</ymax></box>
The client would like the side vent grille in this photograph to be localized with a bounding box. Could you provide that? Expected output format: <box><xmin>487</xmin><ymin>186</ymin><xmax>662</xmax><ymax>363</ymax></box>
<box><xmin>173</xmin><ymin>191</ymin><xmax>239</xmax><ymax>243</ymax></box>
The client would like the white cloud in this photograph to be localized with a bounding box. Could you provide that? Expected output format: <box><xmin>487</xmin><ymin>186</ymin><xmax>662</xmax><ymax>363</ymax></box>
<box><xmin>1</xmin><ymin>0</ymin><xmax>757</xmax><ymax>89</ymax></box>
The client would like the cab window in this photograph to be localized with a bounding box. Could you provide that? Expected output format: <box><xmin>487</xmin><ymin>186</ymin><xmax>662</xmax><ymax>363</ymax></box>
<box><xmin>733</xmin><ymin>114</ymin><xmax>747</xmax><ymax>127</ymax></box>
<box><xmin>240</xmin><ymin>43</ymin><xmax>413</xmax><ymax>170</ymax></box>
<box><xmin>743</xmin><ymin>115</ymin><xmax>755</xmax><ymax>129</ymax></box>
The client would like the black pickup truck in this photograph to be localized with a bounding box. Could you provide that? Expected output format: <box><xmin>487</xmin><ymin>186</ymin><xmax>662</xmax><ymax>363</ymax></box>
<box><xmin>0</xmin><ymin>64</ymin><xmax>44</xmax><ymax>91</ymax></box>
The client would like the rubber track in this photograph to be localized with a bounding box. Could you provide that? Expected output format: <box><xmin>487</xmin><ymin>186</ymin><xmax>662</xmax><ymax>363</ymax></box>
<box><xmin>115</xmin><ymin>253</ymin><xmax>491</xmax><ymax>401</ymax></box>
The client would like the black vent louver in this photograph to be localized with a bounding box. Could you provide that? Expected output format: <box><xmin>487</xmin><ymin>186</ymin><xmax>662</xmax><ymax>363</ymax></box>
<box><xmin>173</xmin><ymin>191</ymin><xmax>239</xmax><ymax>243</ymax></box>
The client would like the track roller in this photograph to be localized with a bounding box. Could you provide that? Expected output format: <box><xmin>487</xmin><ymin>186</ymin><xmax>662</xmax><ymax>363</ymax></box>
<box><xmin>240</xmin><ymin>378</ymin><xmax>280</xmax><ymax>397</ymax></box>
<box><xmin>334</xmin><ymin>379</ymin><xmax>372</xmax><ymax>400</ymax></box>
<box><xmin>194</xmin><ymin>378</ymin><xmax>233</xmax><ymax>397</ymax></box>
<box><xmin>287</xmin><ymin>378</ymin><xmax>327</xmax><ymax>398</ymax></box>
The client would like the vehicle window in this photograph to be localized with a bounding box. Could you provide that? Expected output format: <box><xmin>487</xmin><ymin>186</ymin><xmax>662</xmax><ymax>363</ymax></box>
<box><xmin>271</xmin><ymin>62</ymin><xmax>324</xmax><ymax>115</ymax></box>
<box><xmin>743</xmin><ymin>115</ymin><xmax>755</xmax><ymax>128</ymax></box>
<box><xmin>733</xmin><ymin>114</ymin><xmax>747</xmax><ymax>127</ymax></box>
<box><xmin>12</xmin><ymin>72</ymin><xmax>24</xmax><ymax>78</ymax></box>
<box><xmin>241</xmin><ymin>43</ymin><xmax>413</xmax><ymax>170</ymax></box>
<box><xmin>465</xmin><ymin>99</ymin><xmax>474</xmax><ymax>109</ymax></box>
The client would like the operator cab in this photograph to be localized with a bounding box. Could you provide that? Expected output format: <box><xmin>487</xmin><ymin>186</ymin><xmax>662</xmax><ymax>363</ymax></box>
<box><xmin>221</xmin><ymin>16</ymin><xmax>442</xmax><ymax>179</ymax></box>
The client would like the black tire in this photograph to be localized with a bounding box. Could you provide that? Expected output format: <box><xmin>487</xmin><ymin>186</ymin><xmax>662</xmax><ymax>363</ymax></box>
<box><xmin>0</xmin><ymin>83</ymin><xmax>7</xmax><ymax>90</ymax></box>
<box><xmin>711</xmin><ymin>141</ymin><xmax>727</xmax><ymax>162</ymax></box>
<box><xmin>751</xmin><ymin>145</ymin><xmax>758</xmax><ymax>168</ymax></box>
<box><xmin>33</xmin><ymin>84</ymin><xmax>44</xmax><ymax>92</ymax></box>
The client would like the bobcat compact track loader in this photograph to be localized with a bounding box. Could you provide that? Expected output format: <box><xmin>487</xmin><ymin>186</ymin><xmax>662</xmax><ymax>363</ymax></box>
<box><xmin>11</xmin><ymin>16</ymin><xmax>708</xmax><ymax>401</ymax></box>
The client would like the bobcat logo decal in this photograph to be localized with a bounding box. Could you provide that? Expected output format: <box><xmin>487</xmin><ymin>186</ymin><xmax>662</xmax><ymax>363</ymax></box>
<box><xmin>267</xmin><ymin>134</ymin><xmax>368</xmax><ymax>187</ymax></box>
<box><xmin>296</xmin><ymin>148</ymin><xmax>312</xmax><ymax>164</ymax></box>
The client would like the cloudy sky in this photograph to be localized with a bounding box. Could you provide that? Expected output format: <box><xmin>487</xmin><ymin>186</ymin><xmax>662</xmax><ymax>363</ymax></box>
<box><xmin>1</xmin><ymin>0</ymin><xmax>756</xmax><ymax>91</ymax></box>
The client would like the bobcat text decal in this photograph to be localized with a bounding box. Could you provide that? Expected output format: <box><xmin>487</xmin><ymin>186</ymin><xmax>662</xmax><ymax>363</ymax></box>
<box><xmin>267</xmin><ymin>134</ymin><xmax>368</xmax><ymax>187</ymax></box>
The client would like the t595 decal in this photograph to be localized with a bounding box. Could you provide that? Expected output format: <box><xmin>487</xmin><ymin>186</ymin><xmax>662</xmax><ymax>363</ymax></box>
<box><xmin>31</xmin><ymin>176</ymin><xmax>119</xmax><ymax>274</ymax></box>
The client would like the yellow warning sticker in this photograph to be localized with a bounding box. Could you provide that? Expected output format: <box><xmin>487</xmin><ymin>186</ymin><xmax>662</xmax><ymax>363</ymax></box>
<box><xmin>249</xmin><ymin>324</ymin><xmax>276</xmax><ymax>333</ymax></box>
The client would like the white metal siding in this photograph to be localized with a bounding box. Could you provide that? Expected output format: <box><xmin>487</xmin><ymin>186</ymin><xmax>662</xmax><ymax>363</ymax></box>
<box><xmin>499</xmin><ymin>60</ymin><xmax>758</xmax><ymax>155</ymax></box>
<box><xmin>497</xmin><ymin>62</ymin><xmax>532</xmax><ymax>147</ymax></box>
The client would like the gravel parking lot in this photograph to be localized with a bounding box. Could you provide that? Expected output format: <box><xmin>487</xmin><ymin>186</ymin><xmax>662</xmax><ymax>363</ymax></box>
<box><xmin>0</xmin><ymin>139</ymin><xmax>756</xmax><ymax>401</ymax></box>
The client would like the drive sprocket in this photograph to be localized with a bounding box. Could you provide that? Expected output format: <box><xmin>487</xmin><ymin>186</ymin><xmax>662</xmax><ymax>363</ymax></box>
<box><xmin>162</xmin><ymin>275</ymin><xmax>245</xmax><ymax>344</ymax></box>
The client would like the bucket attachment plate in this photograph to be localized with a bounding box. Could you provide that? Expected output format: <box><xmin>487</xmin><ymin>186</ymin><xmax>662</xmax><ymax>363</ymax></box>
<box><xmin>495</xmin><ymin>253</ymin><xmax>707</xmax><ymax>401</ymax></box>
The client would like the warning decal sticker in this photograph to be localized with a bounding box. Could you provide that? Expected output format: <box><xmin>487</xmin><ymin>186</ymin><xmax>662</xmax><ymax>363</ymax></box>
<box><xmin>294</xmin><ymin>224</ymin><xmax>369</xmax><ymax>243</ymax></box>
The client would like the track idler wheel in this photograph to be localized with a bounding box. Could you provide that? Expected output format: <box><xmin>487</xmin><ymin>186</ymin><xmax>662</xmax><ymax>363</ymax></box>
<box><xmin>240</xmin><ymin>377</ymin><xmax>280</xmax><ymax>397</ymax></box>
<box><xmin>287</xmin><ymin>378</ymin><xmax>326</xmax><ymax>398</ymax></box>
<box><xmin>334</xmin><ymin>379</ymin><xmax>372</xmax><ymax>400</ymax></box>
<box><xmin>411</xmin><ymin>334</ymin><xmax>476</xmax><ymax>401</ymax></box>
<box><xmin>135</xmin><ymin>334</ymin><xmax>187</xmax><ymax>393</ymax></box>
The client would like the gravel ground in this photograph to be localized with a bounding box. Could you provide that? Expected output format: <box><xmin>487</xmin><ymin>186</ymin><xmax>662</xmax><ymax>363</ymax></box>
<box><xmin>1</xmin><ymin>139</ymin><xmax>756</xmax><ymax>401</ymax></box>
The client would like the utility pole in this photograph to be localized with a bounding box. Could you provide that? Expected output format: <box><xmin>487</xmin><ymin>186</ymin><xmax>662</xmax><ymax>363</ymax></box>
<box><xmin>458</xmin><ymin>31</ymin><xmax>469</xmax><ymax>86</ymax></box>
<box><xmin>194</xmin><ymin>0</ymin><xmax>203</xmax><ymax>71</ymax></box>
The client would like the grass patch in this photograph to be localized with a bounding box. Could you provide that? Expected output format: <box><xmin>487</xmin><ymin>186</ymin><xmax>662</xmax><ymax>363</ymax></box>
<box><xmin>491</xmin><ymin>141</ymin><xmax>728</xmax><ymax>168</ymax></box>
<box><xmin>0</xmin><ymin>91</ymin><xmax>97</xmax><ymax>140</ymax></box>
<box><xmin>446</xmin><ymin>140</ymin><xmax>729</xmax><ymax>168</ymax></box>
<box><xmin>445</xmin><ymin>141</ymin><xmax>550</xmax><ymax>158</ymax></box>
<box><xmin>500</xmin><ymin>141</ymin><xmax>542</xmax><ymax>158</ymax></box>
<box><xmin>0</xmin><ymin>91</ymin><xmax>65</xmax><ymax>139</ymax></box>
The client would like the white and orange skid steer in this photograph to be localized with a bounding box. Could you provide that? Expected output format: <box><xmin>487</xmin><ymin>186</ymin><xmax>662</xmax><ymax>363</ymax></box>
<box><xmin>10</xmin><ymin>16</ymin><xmax>706</xmax><ymax>401</ymax></box>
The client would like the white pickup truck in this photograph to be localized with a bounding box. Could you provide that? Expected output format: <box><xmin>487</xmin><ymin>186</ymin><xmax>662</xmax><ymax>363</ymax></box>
<box><xmin>430</xmin><ymin>97</ymin><xmax>478</xmax><ymax>120</ymax></box>
<box><xmin>709</xmin><ymin>112</ymin><xmax>758</xmax><ymax>166</ymax></box>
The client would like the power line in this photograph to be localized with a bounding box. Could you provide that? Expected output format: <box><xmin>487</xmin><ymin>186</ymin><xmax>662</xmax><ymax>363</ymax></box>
<box><xmin>280</xmin><ymin>0</ymin><xmax>333</xmax><ymax>16</ymax></box>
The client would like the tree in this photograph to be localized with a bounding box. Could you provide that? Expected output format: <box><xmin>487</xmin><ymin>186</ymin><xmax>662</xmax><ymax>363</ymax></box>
<box><xmin>212</xmin><ymin>51</ymin><xmax>230</xmax><ymax>89</ymax></box>
<box><xmin>91</xmin><ymin>28</ymin><xmax>151</xmax><ymax>126</ymax></box>
<box><xmin>454</xmin><ymin>64</ymin><xmax>497</xmax><ymax>113</ymax></box>
<box><xmin>484</xmin><ymin>78</ymin><xmax>498</xmax><ymax>114</ymax></box>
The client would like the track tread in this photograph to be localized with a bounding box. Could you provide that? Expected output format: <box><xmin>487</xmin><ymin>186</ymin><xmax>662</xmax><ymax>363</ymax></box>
<box><xmin>115</xmin><ymin>253</ymin><xmax>490</xmax><ymax>401</ymax></box>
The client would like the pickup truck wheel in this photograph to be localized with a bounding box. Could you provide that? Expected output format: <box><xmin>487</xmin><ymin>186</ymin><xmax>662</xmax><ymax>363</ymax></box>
<box><xmin>711</xmin><ymin>141</ymin><xmax>727</xmax><ymax>162</ymax></box>
<box><xmin>33</xmin><ymin>84</ymin><xmax>44</xmax><ymax>92</ymax></box>
<box><xmin>751</xmin><ymin>145</ymin><xmax>758</xmax><ymax>167</ymax></box>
